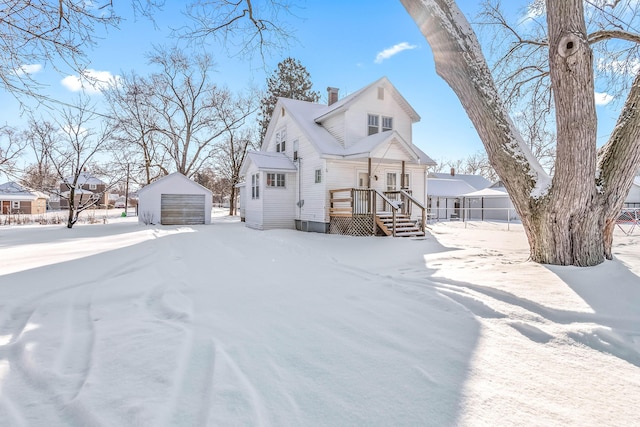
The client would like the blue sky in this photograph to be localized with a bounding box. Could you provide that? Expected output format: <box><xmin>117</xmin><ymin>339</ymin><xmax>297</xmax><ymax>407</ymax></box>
<box><xmin>0</xmin><ymin>0</ymin><xmax>624</xmax><ymax>172</ymax></box>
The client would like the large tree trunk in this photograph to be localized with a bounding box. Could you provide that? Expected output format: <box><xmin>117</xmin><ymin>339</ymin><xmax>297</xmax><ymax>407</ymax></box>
<box><xmin>400</xmin><ymin>0</ymin><xmax>640</xmax><ymax>266</ymax></box>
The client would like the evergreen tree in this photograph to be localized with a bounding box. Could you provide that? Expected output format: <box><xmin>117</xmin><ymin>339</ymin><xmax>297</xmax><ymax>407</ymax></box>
<box><xmin>258</xmin><ymin>58</ymin><xmax>320</xmax><ymax>141</ymax></box>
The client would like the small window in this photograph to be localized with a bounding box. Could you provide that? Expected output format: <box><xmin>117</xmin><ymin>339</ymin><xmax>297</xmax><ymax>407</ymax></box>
<box><xmin>12</xmin><ymin>201</ymin><xmax>20</xmax><ymax>209</ymax></box>
<box><xmin>280</xmin><ymin>139</ymin><xmax>285</xmax><ymax>153</ymax></box>
<box><xmin>266</xmin><ymin>173</ymin><xmax>285</xmax><ymax>187</ymax></box>
<box><xmin>251</xmin><ymin>173</ymin><xmax>260</xmax><ymax>199</ymax></box>
<box><xmin>89</xmin><ymin>183</ymin><xmax>97</xmax><ymax>190</ymax></box>
<box><xmin>401</xmin><ymin>173</ymin><xmax>410</xmax><ymax>189</ymax></box>
<box><xmin>315</xmin><ymin>169</ymin><xmax>322</xmax><ymax>184</ymax></box>
<box><xmin>368</xmin><ymin>114</ymin><xmax>379</xmax><ymax>136</ymax></box>
<box><xmin>382</xmin><ymin>116</ymin><xmax>393</xmax><ymax>132</ymax></box>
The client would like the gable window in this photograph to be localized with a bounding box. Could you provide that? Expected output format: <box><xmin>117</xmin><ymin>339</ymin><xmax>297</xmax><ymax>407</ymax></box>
<box><xmin>368</xmin><ymin>114</ymin><xmax>379</xmax><ymax>136</ymax></box>
<box><xmin>251</xmin><ymin>173</ymin><xmax>260</xmax><ymax>199</ymax></box>
<box><xmin>266</xmin><ymin>173</ymin><xmax>285</xmax><ymax>188</ymax></box>
<box><xmin>315</xmin><ymin>169</ymin><xmax>322</xmax><ymax>184</ymax></box>
<box><xmin>382</xmin><ymin>116</ymin><xmax>393</xmax><ymax>132</ymax></box>
<box><xmin>276</xmin><ymin>128</ymin><xmax>287</xmax><ymax>153</ymax></box>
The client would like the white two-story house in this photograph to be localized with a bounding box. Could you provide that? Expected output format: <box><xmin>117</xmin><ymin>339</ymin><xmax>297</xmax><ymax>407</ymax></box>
<box><xmin>239</xmin><ymin>77</ymin><xmax>436</xmax><ymax>236</ymax></box>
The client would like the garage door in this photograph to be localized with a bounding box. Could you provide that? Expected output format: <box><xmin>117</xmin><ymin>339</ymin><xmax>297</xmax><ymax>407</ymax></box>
<box><xmin>160</xmin><ymin>194</ymin><xmax>205</xmax><ymax>225</ymax></box>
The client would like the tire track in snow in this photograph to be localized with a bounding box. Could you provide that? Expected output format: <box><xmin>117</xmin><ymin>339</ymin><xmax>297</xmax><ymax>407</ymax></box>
<box><xmin>55</xmin><ymin>291</ymin><xmax>95</xmax><ymax>402</ymax></box>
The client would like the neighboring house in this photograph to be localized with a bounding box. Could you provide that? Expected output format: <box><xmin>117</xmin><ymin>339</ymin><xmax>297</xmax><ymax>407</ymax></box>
<box><xmin>59</xmin><ymin>172</ymin><xmax>109</xmax><ymax>209</ymax></box>
<box><xmin>0</xmin><ymin>182</ymin><xmax>49</xmax><ymax>215</ymax></box>
<box><xmin>461</xmin><ymin>181</ymin><xmax>518</xmax><ymax>221</ymax></box>
<box><xmin>137</xmin><ymin>172</ymin><xmax>213</xmax><ymax>225</ymax></box>
<box><xmin>625</xmin><ymin>177</ymin><xmax>640</xmax><ymax>208</ymax></box>
<box><xmin>238</xmin><ymin>77</ymin><xmax>437</xmax><ymax>236</ymax></box>
<box><xmin>426</xmin><ymin>170</ymin><xmax>491</xmax><ymax>220</ymax></box>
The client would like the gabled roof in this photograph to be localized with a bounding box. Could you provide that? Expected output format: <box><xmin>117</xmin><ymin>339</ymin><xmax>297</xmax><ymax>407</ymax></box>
<box><xmin>63</xmin><ymin>172</ymin><xmax>105</xmax><ymax>186</ymax></box>
<box><xmin>426</xmin><ymin>178</ymin><xmax>477</xmax><ymax>197</ymax></box>
<box><xmin>430</xmin><ymin>173</ymin><xmax>491</xmax><ymax>191</ymax></box>
<box><xmin>137</xmin><ymin>172</ymin><xmax>211</xmax><ymax>195</ymax></box>
<box><xmin>314</xmin><ymin>76</ymin><xmax>420</xmax><ymax>124</ymax></box>
<box><xmin>267</xmin><ymin>98</ymin><xmax>433</xmax><ymax>164</ymax></box>
<box><xmin>0</xmin><ymin>182</ymin><xmax>49</xmax><ymax>200</ymax></box>
<box><xmin>241</xmin><ymin>151</ymin><xmax>298</xmax><ymax>175</ymax></box>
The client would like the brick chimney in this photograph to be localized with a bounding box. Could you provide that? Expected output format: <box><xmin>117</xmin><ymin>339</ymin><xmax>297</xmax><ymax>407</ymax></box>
<box><xmin>327</xmin><ymin>87</ymin><xmax>339</xmax><ymax>106</ymax></box>
<box><xmin>450</xmin><ymin>167</ymin><xmax>455</xmax><ymax>176</ymax></box>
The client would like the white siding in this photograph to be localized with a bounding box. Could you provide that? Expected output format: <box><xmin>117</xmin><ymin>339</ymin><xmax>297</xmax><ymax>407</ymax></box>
<box><xmin>296</xmin><ymin>136</ymin><xmax>326</xmax><ymax>224</ymax></box>
<box><xmin>342</xmin><ymin>86</ymin><xmax>413</xmax><ymax>148</ymax></box>
<box><xmin>262</xmin><ymin>172</ymin><xmax>297</xmax><ymax>229</ymax></box>
<box><xmin>244</xmin><ymin>163</ymin><xmax>264</xmax><ymax>230</ymax></box>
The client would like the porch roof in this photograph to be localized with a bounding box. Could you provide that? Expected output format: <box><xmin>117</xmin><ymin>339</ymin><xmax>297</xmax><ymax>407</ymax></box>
<box><xmin>242</xmin><ymin>151</ymin><xmax>297</xmax><ymax>174</ymax></box>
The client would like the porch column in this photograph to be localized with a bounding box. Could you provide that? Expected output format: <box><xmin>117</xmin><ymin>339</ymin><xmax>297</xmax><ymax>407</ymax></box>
<box><xmin>368</xmin><ymin>158</ymin><xmax>372</xmax><ymax>188</ymax></box>
<box><xmin>401</xmin><ymin>160</ymin><xmax>405</xmax><ymax>189</ymax></box>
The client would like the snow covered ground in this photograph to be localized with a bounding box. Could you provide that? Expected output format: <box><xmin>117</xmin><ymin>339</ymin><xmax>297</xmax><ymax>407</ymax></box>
<box><xmin>0</xmin><ymin>212</ymin><xmax>638</xmax><ymax>426</ymax></box>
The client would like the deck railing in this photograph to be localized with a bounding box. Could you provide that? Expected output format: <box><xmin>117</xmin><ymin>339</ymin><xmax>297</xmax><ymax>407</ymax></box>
<box><xmin>329</xmin><ymin>188</ymin><xmax>426</xmax><ymax>236</ymax></box>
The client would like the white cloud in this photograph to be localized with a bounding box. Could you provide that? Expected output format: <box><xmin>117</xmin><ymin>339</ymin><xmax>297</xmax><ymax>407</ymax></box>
<box><xmin>594</xmin><ymin>91</ymin><xmax>614</xmax><ymax>106</ymax></box>
<box><xmin>15</xmin><ymin>64</ymin><xmax>43</xmax><ymax>75</ymax></box>
<box><xmin>61</xmin><ymin>69</ymin><xmax>120</xmax><ymax>94</ymax></box>
<box><xmin>597</xmin><ymin>58</ymin><xmax>640</xmax><ymax>76</ymax></box>
<box><xmin>374</xmin><ymin>42</ymin><xmax>417</xmax><ymax>64</ymax></box>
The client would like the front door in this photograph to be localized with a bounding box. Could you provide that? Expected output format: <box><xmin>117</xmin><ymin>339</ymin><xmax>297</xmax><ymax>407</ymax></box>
<box><xmin>358</xmin><ymin>172</ymin><xmax>369</xmax><ymax>188</ymax></box>
<box><xmin>1</xmin><ymin>201</ymin><xmax>9</xmax><ymax>214</ymax></box>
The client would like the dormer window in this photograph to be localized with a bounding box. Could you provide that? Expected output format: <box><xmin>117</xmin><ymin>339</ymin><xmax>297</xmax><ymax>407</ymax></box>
<box><xmin>368</xmin><ymin>114</ymin><xmax>379</xmax><ymax>136</ymax></box>
<box><xmin>382</xmin><ymin>116</ymin><xmax>393</xmax><ymax>132</ymax></box>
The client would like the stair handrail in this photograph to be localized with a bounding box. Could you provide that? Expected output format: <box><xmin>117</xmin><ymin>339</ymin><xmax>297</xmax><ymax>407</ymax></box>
<box><xmin>400</xmin><ymin>190</ymin><xmax>427</xmax><ymax>232</ymax></box>
<box><xmin>373</xmin><ymin>189</ymin><xmax>399</xmax><ymax>236</ymax></box>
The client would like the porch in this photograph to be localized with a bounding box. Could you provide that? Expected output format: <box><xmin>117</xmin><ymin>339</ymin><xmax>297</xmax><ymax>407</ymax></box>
<box><xmin>328</xmin><ymin>188</ymin><xmax>427</xmax><ymax>237</ymax></box>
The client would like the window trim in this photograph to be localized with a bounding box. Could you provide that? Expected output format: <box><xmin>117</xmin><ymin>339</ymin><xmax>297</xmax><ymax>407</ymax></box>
<box><xmin>12</xmin><ymin>201</ymin><xmax>20</xmax><ymax>209</ymax></box>
<box><xmin>266</xmin><ymin>173</ymin><xmax>286</xmax><ymax>188</ymax></box>
<box><xmin>315</xmin><ymin>169</ymin><xmax>322</xmax><ymax>184</ymax></box>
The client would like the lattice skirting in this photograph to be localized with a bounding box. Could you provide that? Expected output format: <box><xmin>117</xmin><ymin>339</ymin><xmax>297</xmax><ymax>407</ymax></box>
<box><xmin>329</xmin><ymin>215</ymin><xmax>374</xmax><ymax>236</ymax></box>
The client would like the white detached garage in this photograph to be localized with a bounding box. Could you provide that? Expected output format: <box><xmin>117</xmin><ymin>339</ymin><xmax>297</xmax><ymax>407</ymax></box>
<box><xmin>137</xmin><ymin>172</ymin><xmax>212</xmax><ymax>225</ymax></box>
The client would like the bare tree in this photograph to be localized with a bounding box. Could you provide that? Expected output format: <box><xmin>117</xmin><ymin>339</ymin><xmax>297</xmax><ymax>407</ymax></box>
<box><xmin>179</xmin><ymin>0</ymin><xmax>296</xmax><ymax>60</ymax></box>
<box><xmin>142</xmin><ymin>46</ymin><xmax>256</xmax><ymax>178</ymax></box>
<box><xmin>0</xmin><ymin>125</ymin><xmax>25</xmax><ymax>177</ymax></box>
<box><xmin>213</xmin><ymin>126</ymin><xmax>258</xmax><ymax>215</ymax></box>
<box><xmin>103</xmin><ymin>71</ymin><xmax>169</xmax><ymax>186</ymax></box>
<box><xmin>47</xmin><ymin>97</ymin><xmax>114</xmax><ymax>228</ymax></box>
<box><xmin>401</xmin><ymin>0</ymin><xmax>640</xmax><ymax>266</ymax></box>
<box><xmin>18</xmin><ymin>119</ymin><xmax>59</xmax><ymax>191</ymax></box>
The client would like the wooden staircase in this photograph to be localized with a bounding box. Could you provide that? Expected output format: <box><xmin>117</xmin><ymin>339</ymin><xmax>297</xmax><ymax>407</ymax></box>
<box><xmin>375</xmin><ymin>212</ymin><xmax>425</xmax><ymax>238</ymax></box>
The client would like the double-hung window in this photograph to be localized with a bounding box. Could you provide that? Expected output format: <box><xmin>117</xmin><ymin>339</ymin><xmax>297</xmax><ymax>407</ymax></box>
<box><xmin>315</xmin><ymin>169</ymin><xmax>322</xmax><ymax>183</ymax></box>
<box><xmin>368</xmin><ymin>114</ymin><xmax>379</xmax><ymax>136</ymax></box>
<box><xmin>266</xmin><ymin>173</ymin><xmax>285</xmax><ymax>188</ymax></box>
<box><xmin>251</xmin><ymin>173</ymin><xmax>260</xmax><ymax>199</ymax></box>
<box><xmin>276</xmin><ymin>128</ymin><xmax>287</xmax><ymax>152</ymax></box>
<box><xmin>382</xmin><ymin>116</ymin><xmax>393</xmax><ymax>132</ymax></box>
